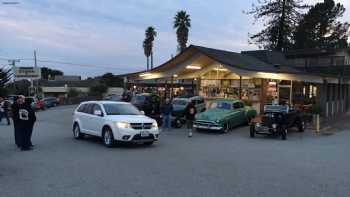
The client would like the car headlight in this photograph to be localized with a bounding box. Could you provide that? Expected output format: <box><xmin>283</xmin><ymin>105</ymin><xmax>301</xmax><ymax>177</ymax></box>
<box><xmin>152</xmin><ymin>122</ymin><xmax>158</xmax><ymax>129</ymax></box>
<box><xmin>115</xmin><ymin>122</ymin><xmax>130</xmax><ymax>129</ymax></box>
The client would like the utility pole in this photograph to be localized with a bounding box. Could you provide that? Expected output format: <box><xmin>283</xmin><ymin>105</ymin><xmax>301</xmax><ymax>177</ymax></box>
<box><xmin>34</xmin><ymin>50</ymin><xmax>39</xmax><ymax>97</ymax></box>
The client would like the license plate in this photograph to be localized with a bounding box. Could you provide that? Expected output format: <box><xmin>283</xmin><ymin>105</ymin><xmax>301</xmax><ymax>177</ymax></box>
<box><xmin>140</xmin><ymin>131</ymin><xmax>149</xmax><ymax>137</ymax></box>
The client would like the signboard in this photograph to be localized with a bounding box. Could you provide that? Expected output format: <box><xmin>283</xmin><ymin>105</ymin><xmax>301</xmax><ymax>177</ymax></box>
<box><xmin>13</xmin><ymin>67</ymin><xmax>41</xmax><ymax>80</ymax></box>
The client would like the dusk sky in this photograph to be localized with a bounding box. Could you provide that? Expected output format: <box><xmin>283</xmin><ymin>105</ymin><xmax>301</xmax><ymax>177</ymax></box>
<box><xmin>0</xmin><ymin>0</ymin><xmax>349</xmax><ymax>77</ymax></box>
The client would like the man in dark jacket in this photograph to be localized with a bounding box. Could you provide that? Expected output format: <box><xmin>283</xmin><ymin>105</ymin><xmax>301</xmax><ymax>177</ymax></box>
<box><xmin>160</xmin><ymin>98</ymin><xmax>173</xmax><ymax>131</ymax></box>
<box><xmin>11</xmin><ymin>96</ymin><xmax>22</xmax><ymax>147</ymax></box>
<box><xmin>12</xmin><ymin>95</ymin><xmax>36</xmax><ymax>151</ymax></box>
<box><xmin>184</xmin><ymin>101</ymin><xmax>197</xmax><ymax>137</ymax></box>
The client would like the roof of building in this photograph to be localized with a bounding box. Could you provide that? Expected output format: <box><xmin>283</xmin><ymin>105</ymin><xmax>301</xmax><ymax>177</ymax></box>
<box><xmin>285</xmin><ymin>48</ymin><xmax>350</xmax><ymax>58</ymax></box>
<box><xmin>190</xmin><ymin>45</ymin><xmax>302</xmax><ymax>74</ymax></box>
<box><xmin>241</xmin><ymin>50</ymin><xmax>290</xmax><ymax>66</ymax></box>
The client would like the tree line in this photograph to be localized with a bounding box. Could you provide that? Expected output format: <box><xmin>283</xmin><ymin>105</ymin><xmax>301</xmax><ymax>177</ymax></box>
<box><xmin>247</xmin><ymin>0</ymin><xmax>349</xmax><ymax>51</ymax></box>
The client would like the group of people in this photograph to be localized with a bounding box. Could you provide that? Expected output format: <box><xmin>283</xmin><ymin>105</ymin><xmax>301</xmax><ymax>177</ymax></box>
<box><xmin>160</xmin><ymin>98</ymin><xmax>197</xmax><ymax>137</ymax></box>
<box><xmin>1</xmin><ymin>95</ymin><xmax>37</xmax><ymax>151</ymax></box>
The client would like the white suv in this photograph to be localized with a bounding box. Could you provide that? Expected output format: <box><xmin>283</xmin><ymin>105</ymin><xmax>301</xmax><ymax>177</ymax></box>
<box><xmin>72</xmin><ymin>101</ymin><xmax>159</xmax><ymax>147</ymax></box>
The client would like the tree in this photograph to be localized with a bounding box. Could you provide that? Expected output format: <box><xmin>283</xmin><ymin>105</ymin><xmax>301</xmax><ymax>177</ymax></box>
<box><xmin>41</xmin><ymin>67</ymin><xmax>64</xmax><ymax>80</ymax></box>
<box><xmin>143</xmin><ymin>26</ymin><xmax>157</xmax><ymax>70</ymax></box>
<box><xmin>100</xmin><ymin>72</ymin><xmax>123</xmax><ymax>87</ymax></box>
<box><xmin>174</xmin><ymin>10</ymin><xmax>191</xmax><ymax>53</ymax></box>
<box><xmin>88</xmin><ymin>83</ymin><xmax>108</xmax><ymax>97</ymax></box>
<box><xmin>247</xmin><ymin>0</ymin><xmax>307</xmax><ymax>51</ymax></box>
<box><xmin>294</xmin><ymin>0</ymin><xmax>350</xmax><ymax>49</ymax></box>
<box><xmin>0</xmin><ymin>66</ymin><xmax>12</xmax><ymax>87</ymax></box>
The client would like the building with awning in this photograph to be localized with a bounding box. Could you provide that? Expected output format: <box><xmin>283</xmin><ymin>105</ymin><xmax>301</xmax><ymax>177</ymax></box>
<box><xmin>124</xmin><ymin>45</ymin><xmax>349</xmax><ymax>117</ymax></box>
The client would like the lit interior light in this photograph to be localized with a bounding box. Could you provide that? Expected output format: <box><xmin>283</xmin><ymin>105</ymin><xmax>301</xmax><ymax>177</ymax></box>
<box><xmin>213</xmin><ymin>68</ymin><xmax>229</xmax><ymax>72</ymax></box>
<box><xmin>139</xmin><ymin>73</ymin><xmax>152</xmax><ymax>77</ymax></box>
<box><xmin>173</xmin><ymin>74</ymin><xmax>178</xmax><ymax>78</ymax></box>
<box><xmin>258</xmin><ymin>72</ymin><xmax>279</xmax><ymax>78</ymax></box>
<box><xmin>186</xmin><ymin>65</ymin><xmax>202</xmax><ymax>70</ymax></box>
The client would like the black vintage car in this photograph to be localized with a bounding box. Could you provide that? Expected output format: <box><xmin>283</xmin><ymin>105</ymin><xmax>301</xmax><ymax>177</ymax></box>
<box><xmin>131</xmin><ymin>93</ymin><xmax>161</xmax><ymax>124</ymax></box>
<box><xmin>250</xmin><ymin>105</ymin><xmax>304</xmax><ymax>140</ymax></box>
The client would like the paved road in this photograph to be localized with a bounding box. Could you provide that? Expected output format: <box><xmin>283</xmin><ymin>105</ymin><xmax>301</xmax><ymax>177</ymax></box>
<box><xmin>1</xmin><ymin>105</ymin><xmax>350</xmax><ymax>197</ymax></box>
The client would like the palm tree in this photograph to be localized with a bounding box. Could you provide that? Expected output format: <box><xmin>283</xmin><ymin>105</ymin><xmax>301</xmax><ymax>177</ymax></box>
<box><xmin>143</xmin><ymin>26</ymin><xmax>157</xmax><ymax>70</ymax></box>
<box><xmin>143</xmin><ymin>39</ymin><xmax>151</xmax><ymax>70</ymax></box>
<box><xmin>174</xmin><ymin>10</ymin><xmax>191</xmax><ymax>53</ymax></box>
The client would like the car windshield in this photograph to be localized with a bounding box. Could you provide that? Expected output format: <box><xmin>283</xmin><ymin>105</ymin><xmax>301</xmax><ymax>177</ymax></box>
<box><xmin>103</xmin><ymin>103</ymin><xmax>141</xmax><ymax>115</ymax></box>
<box><xmin>173</xmin><ymin>99</ymin><xmax>188</xmax><ymax>105</ymax></box>
<box><xmin>210</xmin><ymin>101</ymin><xmax>232</xmax><ymax>110</ymax></box>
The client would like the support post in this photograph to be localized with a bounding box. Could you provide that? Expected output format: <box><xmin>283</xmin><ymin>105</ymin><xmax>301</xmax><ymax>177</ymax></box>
<box><xmin>170</xmin><ymin>76</ymin><xmax>174</xmax><ymax>99</ymax></box>
<box><xmin>290</xmin><ymin>80</ymin><xmax>293</xmax><ymax>106</ymax></box>
<box><xmin>239</xmin><ymin>76</ymin><xmax>242</xmax><ymax>99</ymax></box>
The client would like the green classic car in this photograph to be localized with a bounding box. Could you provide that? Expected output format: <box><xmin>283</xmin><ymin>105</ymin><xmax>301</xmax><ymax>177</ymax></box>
<box><xmin>193</xmin><ymin>99</ymin><xmax>257</xmax><ymax>133</ymax></box>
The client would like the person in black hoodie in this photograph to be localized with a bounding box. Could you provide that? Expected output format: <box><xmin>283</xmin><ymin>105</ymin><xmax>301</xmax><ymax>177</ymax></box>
<box><xmin>11</xmin><ymin>96</ymin><xmax>22</xmax><ymax>147</ymax></box>
<box><xmin>184</xmin><ymin>100</ymin><xmax>197</xmax><ymax>137</ymax></box>
<box><xmin>12</xmin><ymin>95</ymin><xmax>36</xmax><ymax>151</ymax></box>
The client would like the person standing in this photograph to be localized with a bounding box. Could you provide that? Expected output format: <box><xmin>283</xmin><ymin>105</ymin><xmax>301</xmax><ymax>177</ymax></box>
<box><xmin>0</xmin><ymin>96</ymin><xmax>4</xmax><ymax>124</ymax></box>
<box><xmin>11</xmin><ymin>96</ymin><xmax>22</xmax><ymax>147</ymax></box>
<box><xmin>12</xmin><ymin>95</ymin><xmax>36</xmax><ymax>150</ymax></box>
<box><xmin>160</xmin><ymin>98</ymin><xmax>173</xmax><ymax>131</ymax></box>
<box><xmin>0</xmin><ymin>97</ymin><xmax>11</xmax><ymax>125</ymax></box>
<box><xmin>24</xmin><ymin>98</ymin><xmax>36</xmax><ymax>147</ymax></box>
<box><xmin>184</xmin><ymin>100</ymin><xmax>197</xmax><ymax>137</ymax></box>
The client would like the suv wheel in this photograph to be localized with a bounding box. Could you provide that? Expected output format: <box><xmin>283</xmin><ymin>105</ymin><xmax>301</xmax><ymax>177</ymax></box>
<box><xmin>73</xmin><ymin>124</ymin><xmax>84</xmax><ymax>139</ymax></box>
<box><xmin>175</xmin><ymin>119</ymin><xmax>183</xmax><ymax>128</ymax></box>
<box><xmin>298</xmin><ymin>120</ymin><xmax>305</xmax><ymax>132</ymax></box>
<box><xmin>250</xmin><ymin>124</ymin><xmax>255</xmax><ymax>138</ymax></box>
<box><xmin>103</xmin><ymin>127</ymin><xmax>115</xmax><ymax>147</ymax></box>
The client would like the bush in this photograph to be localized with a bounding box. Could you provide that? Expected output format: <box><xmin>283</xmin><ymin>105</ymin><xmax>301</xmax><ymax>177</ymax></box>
<box><xmin>67</xmin><ymin>88</ymin><xmax>81</xmax><ymax>98</ymax></box>
<box><xmin>88</xmin><ymin>83</ymin><xmax>108</xmax><ymax>97</ymax></box>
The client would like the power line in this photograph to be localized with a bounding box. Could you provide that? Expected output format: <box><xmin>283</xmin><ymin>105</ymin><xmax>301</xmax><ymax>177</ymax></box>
<box><xmin>0</xmin><ymin>57</ymin><xmax>139</xmax><ymax>71</ymax></box>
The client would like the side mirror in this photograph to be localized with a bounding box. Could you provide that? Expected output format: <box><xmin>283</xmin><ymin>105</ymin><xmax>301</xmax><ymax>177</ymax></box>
<box><xmin>93</xmin><ymin>110</ymin><xmax>103</xmax><ymax>116</ymax></box>
<box><xmin>140</xmin><ymin>111</ymin><xmax>145</xmax><ymax>115</ymax></box>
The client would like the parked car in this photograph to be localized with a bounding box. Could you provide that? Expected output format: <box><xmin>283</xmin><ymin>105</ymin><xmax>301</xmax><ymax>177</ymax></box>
<box><xmin>131</xmin><ymin>93</ymin><xmax>161</xmax><ymax>124</ymax></box>
<box><xmin>250</xmin><ymin>105</ymin><xmax>304</xmax><ymax>140</ymax></box>
<box><xmin>72</xmin><ymin>101</ymin><xmax>159</xmax><ymax>147</ymax></box>
<box><xmin>171</xmin><ymin>96</ymin><xmax>206</xmax><ymax>128</ymax></box>
<box><xmin>25</xmin><ymin>97</ymin><xmax>45</xmax><ymax>110</ymax></box>
<box><xmin>194</xmin><ymin>99</ymin><xmax>257</xmax><ymax>133</ymax></box>
<box><xmin>43</xmin><ymin>97</ymin><xmax>59</xmax><ymax>108</ymax></box>
<box><xmin>104</xmin><ymin>94</ymin><xmax>123</xmax><ymax>102</ymax></box>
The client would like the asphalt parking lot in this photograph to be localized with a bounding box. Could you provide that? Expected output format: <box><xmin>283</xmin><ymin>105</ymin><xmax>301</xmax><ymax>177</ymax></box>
<box><xmin>1</xmin><ymin>105</ymin><xmax>350</xmax><ymax>197</ymax></box>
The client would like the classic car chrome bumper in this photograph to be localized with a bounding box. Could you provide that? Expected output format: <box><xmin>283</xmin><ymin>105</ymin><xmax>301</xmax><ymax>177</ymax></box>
<box><xmin>193</xmin><ymin>121</ymin><xmax>223</xmax><ymax>130</ymax></box>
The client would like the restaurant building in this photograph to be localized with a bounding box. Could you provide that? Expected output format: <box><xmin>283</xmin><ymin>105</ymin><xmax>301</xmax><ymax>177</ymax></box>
<box><xmin>125</xmin><ymin>45</ymin><xmax>349</xmax><ymax>117</ymax></box>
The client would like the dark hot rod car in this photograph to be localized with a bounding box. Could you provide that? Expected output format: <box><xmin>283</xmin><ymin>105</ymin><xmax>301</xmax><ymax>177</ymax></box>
<box><xmin>250</xmin><ymin>105</ymin><xmax>304</xmax><ymax>140</ymax></box>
